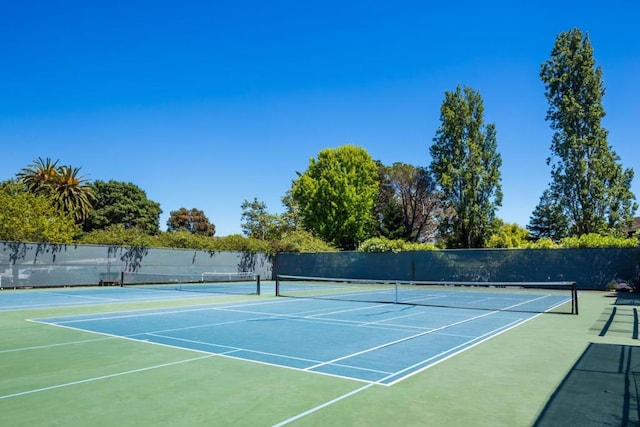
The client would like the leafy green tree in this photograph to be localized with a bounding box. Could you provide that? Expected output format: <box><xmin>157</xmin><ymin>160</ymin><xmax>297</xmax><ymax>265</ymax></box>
<box><xmin>487</xmin><ymin>222</ymin><xmax>530</xmax><ymax>248</ymax></box>
<box><xmin>374</xmin><ymin>162</ymin><xmax>407</xmax><ymax>240</ymax></box>
<box><xmin>527</xmin><ymin>189</ymin><xmax>569</xmax><ymax>241</ymax></box>
<box><xmin>0</xmin><ymin>180</ymin><xmax>78</xmax><ymax>243</ymax></box>
<box><xmin>291</xmin><ymin>145</ymin><xmax>379</xmax><ymax>249</ymax></box>
<box><xmin>17</xmin><ymin>157</ymin><xmax>95</xmax><ymax>223</ymax></box>
<box><xmin>240</xmin><ymin>198</ymin><xmax>286</xmax><ymax>240</ymax></box>
<box><xmin>540</xmin><ymin>28</ymin><xmax>637</xmax><ymax>236</ymax></box>
<box><xmin>430</xmin><ymin>85</ymin><xmax>503</xmax><ymax>248</ymax></box>
<box><xmin>379</xmin><ymin>163</ymin><xmax>441</xmax><ymax>242</ymax></box>
<box><xmin>84</xmin><ymin>180</ymin><xmax>162</xmax><ymax>234</ymax></box>
<box><xmin>166</xmin><ymin>207</ymin><xmax>215</xmax><ymax>236</ymax></box>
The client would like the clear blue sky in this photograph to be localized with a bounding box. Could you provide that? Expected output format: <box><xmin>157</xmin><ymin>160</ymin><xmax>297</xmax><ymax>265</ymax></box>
<box><xmin>2</xmin><ymin>1</ymin><xmax>639</xmax><ymax>236</ymax></box>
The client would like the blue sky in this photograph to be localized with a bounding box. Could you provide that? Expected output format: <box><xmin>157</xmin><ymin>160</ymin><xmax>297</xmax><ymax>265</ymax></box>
<box><xmin>2</xmin><ymin>1</ymin><xmax>639</xmax><ymax>236</ymax></box>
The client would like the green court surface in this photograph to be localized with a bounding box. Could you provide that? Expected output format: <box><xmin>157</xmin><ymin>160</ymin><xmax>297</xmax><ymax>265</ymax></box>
<box><xmin>1</xmin><ymin>288</ymin><xmax>637</xmax><ymax>426</ymax></box>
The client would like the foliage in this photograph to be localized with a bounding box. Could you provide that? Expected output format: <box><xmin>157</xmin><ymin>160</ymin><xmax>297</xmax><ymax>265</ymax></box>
<box><xmin>166</xmin><ymin>207</ymin><xmax>215</xmax><ymax>236</ymax></box>
<box><xmin>155</xmin><ymin>230</ymin><xmax>215</xmax><ymax>249</ymax></box>
<box><xmin>17</xmin><ymin>157</ymin><xmax>60</xmax><ymax>192</ymax></box>
<box><xmin>430</xmin><ymin>85</ymin><xmax>503</xmax><ymax>248</ymax></box>
<box><xmin>85</xmin><ymin>180</ymin><xmax>162</xmax><ymax>234</ymax></box>
<box><xmin>240</xmin><ymin>198</ymin><xmax>286</xmax><ymax>240</ymax></box>
<box><xmin>525</xmin><ymin>237</ymin><xmax>560</xmax><ymax>249</ymax></box>
<box><xmin>291</xmin><ymin>145</ymin><xmax>379</xmax><ymax>250</ymax></box>
<box><xmin>540</xmin><ymin>28</ymin><xmax>637</xmax><ymax>236</ymax></box>
<box><xmin>209</xmin><ymin>234</ymin><xmax>272</xmax><ymax>253</ymax></box>
<box><xmin>487</xmin><ymin>222</ymin><xmax>530</xmax><ymax>248</ymax></box>
<box><xmin>270</xmin><ymin>230</ymin><xmax>337</xmax><ymax>253</ymax></box>
<box><xmin>280</xmin><ymin>190</ymin><xmax>302</xmax><ymax>231</ymax></box>
<box><xmin>376</xmin><ymin>162</ymin><xmax>441</xmax><ymax>242</ymax></box>
<box><xmin>358</xmin><ymin>237</ymin><xmax>438</xmax><ymax>252</ymax></box>
<box><xmin>527</xmin><ymin>189</ymin><xmax>569</xmax><ymax>241</ymax></box>
<box><xmin>17</xmin><ymin>157</ymin><xmax>95</xmax><ymax>223</ymax></box>
<box><xmin>0</xmin><ymin>180</ymin><xmax>79</xmax><ymax>243</ymax></box>
<box><xmin>77</xmin><ymin>224</ymin><xmax>155</xmax><ymax>247</ymax></box>
<box><xmin>558</xmin><ymin>233</ymin><xmax>638</xmax><ymax>248</ymax></box>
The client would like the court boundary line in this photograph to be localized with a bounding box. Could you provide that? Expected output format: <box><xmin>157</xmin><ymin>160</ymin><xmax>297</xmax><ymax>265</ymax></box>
<box><xmin>305</xmin><ymin>306</ymin><xmax>516</xmax><ymax>372</ymax></box>
<box><xmin>31</xmin><ymin>317</ymin><xmax>377</xmax><ymax>385</ymax></box>
<box><xmin>0</xmin><ymin>336</ymin><xmax>116</xmax><ymax>354</ymax></box>
<box><xmin>272</xmin><ymin>314</ymin><xmax>537</xmax><ymax>426</ymax></box>
<box><xmin>0</xmin><ymin>354</ymin><xmax>216</xmax><ymax>401</ymax></box>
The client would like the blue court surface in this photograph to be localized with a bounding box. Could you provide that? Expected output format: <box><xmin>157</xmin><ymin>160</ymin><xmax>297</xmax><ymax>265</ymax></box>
<box><xmin>32</xmin><ymin>297</ymin><xmax>543</xmax><ymax>385</ymax></box>
<box><xmin>0</xmin><ymin>284</ymin><xmax>272</xmax><ymax>311</ymax></box>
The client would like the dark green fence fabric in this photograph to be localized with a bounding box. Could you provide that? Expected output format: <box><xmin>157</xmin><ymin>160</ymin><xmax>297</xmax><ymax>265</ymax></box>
<box><xmin>0</xmin><ymin>241</ymin><xmax>272</xmax><ymax>288</ymax></box>
<box><xmin>274</xmin><ymin>248</ymin><xmax>640</xmax><ymax>290</ymax></box>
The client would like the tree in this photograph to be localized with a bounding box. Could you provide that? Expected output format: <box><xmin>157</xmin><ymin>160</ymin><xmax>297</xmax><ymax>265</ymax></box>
<box><xmin>527</xmin><ymin>189</ymin><xmax>569</xmax><ymax>241</ymax></box>
<box><xmin>17</xmin><ymin>157</ymin><xmax>60</xmax><ymax>193</ymax></box>
<box><xmin>487</xmin><ymin>221</ymin><xmax>530</xmax><ymax>248</ymax></box>
<box><xmin>540</xmin><ymin>28</ymin><xmax>637</xmax><ymax>236</ymax></box>
<box><xmin>291</xmin><ymin>145</ymin><xmax>379</xmax><ymax>250</ymax></box>
<box><xmin>17</xmin><ymin>157</ymin><xmax>95</xmax><ymax>223</ymax></box>
<box><xmin>0</xmin><ymin>180</ymin><xmax>78</xmax><ymax>243</ymax></box>
<box><xmin>430</xmin><ymin>85</ymin><xmax>503</xmax><ymax>248</ymax></box>
<box><xmin>240</xmin><ymin>198</ymin><xmax>285</xmax><ymax>240</ymax></box>
<box><xmin>84</xmin><ymin>180</ymin><xmax>162</xmax><ymax>234</ymax></box>
<box><xmin>374</xmin><ymin>162</ymin><xmax>407</xmax><ymax>240</ymax></box>
<box><xmin>167</xmin><ymin>207</ymin><xmax>215</xmax><ymax>236</ymax></box>
<box><xmin>378</xmin><ymin>162</ymin><xmax>441</xmax><ymax>242</ymax></box>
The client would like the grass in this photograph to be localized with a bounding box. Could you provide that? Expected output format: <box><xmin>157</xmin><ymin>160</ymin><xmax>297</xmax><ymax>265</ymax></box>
<box><xmin>0</xmin><ymin>289</ymin><xmax>632</xmax><ymax>426</ymax></box>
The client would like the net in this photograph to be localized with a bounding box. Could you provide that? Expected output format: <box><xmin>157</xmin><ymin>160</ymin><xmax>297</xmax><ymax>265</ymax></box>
<box><xmin>275</xmin><ymin>274</ymin><xmax>578</xmax><ymax>314</ymax></box>
<box><xmin>121</xmin><ymin>271</ymin><xmax>260</xmax><ymax>295</ymax></box>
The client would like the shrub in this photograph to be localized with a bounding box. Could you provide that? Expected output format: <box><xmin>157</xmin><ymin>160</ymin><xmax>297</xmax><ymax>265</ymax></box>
<box><xmin>358</xmin><ymin>237</ymin><xmax>437</xmax><ymax>252</ymax></box>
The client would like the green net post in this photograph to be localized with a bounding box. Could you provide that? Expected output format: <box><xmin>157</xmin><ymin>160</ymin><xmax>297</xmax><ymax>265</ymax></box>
<box><xmin>395</xmin><ymin>281</ymin><xmax>398</xmax><ymax>304</ymax></box>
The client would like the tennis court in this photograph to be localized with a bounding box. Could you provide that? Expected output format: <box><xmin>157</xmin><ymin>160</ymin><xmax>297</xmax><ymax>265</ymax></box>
<box><xmin>1</xmin><ymin>281</ymin><xmax>636</xmax><ymax>426</ymax></box>
<box><xmin>33</xmin><ymin>295</ymin><xmax>548</xmax><ymax>385</ymax></box>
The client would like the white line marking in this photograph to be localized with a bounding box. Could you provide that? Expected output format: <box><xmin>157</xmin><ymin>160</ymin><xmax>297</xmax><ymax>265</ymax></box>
<box><xmin>0</xmin><ymin>354</ymin><xmax>215</xmax><ymax>400</ymax></box>
<box><xmin>0</xmin><ymin>337</ymin><xmax>114</xmax><ymax>354</ymax></box>
<box><xmin>272</xmin><ymin>318</ymin><xmax>526</xmax><ymax>426</ymax></box>
<box><xmin>305</xmin><ymin>309</ymin><xmax>501</xmax><ymax>371</ymax></box>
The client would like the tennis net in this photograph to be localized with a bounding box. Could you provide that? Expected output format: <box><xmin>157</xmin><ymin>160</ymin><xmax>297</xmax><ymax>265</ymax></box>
<box><xmin>121</xmin><ymin>271</ymin><xmax>260</xmax><ymax>295</ymax></box>
<box><xmin>275</xmin><ymin>274</ymin><xmax>578</xmax><ymax>314</ymax></box>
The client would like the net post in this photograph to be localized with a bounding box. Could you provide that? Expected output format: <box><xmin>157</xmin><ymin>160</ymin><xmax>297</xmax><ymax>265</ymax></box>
<box><xmin>275</xmin><ymin>275</ymin><xmax>280</xmax><ymax>296</ymax></box>
<box><xmin>120</xmin><ymin>271</ymin><xmax>124</xmax><ymax>287</ymax></box>
<box><xmin>572</xmin><ymin>282</ymin><xmax>579</xmax><ymax>315</ymax></box>
<box><xmin>256</xmin><ymin>274</ymin><xmax>261</xmax><ymax>295</ymax></box>
<box><xmin>395</xmin><ymin>280</ymin><xmax>398</xmax><ymax>304</ymax></box>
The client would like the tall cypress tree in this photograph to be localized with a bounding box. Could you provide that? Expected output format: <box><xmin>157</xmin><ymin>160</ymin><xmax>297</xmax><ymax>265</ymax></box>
<box><xmin>430</xmin><ymin>85</ymin><xmax>502</xmax><ymax>248</ymax></box>
<box><xmin>539</xmin><ymin>28</ymin><xmax>636</xmax><ymax>236</ymax></box>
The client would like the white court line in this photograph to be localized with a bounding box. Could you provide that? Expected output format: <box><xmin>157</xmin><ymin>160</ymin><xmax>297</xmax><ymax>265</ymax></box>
<box><xmin>272</xmin><ymin>317</ymin><xmax>527</xmax><ymax>427</ymax></box>
<box><xmin>0</xmin><ymin>354</ymin><xmax>216</xmax><ymax>400</ymax></box>
<box><xmin>31</xmin><ymin>290</ymin><xmax>122</xmax><ymax>302</ymax></box>
<box><xmin>0</xmin><ymin>336</ymin><xmax>115</xmax><ymax>354</ymax></box>
<box><xmin>305</xmin><ymin>307</ymin><xmax>501</xmax><ymax>372</ymax></box>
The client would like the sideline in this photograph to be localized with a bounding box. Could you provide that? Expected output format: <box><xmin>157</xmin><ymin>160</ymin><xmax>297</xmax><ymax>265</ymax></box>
<box><xmin>0</xmin><ymin>354</ymin><xmax>215</xmax><ymax>400</ymax></box>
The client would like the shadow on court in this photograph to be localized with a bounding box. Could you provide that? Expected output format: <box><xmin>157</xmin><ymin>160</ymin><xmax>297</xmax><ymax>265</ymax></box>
<box><xmin>534</xmin><ymin>343</ymin><xmax>640</xmax><ymax>426</ymax></box>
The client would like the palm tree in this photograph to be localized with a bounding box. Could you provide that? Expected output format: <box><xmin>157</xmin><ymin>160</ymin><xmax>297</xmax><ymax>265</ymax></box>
<box><xmin>18</xmin><ymin>158</ymin><xmax>95</xmax><ymax>223</ymax></box>
<box><xmin>54</xmin><ymin>165</ymin><xmax>96</xmax><ymax>222</ymax></box>
<box><xmin>17</xmin><ymin>157</ymin><xmax>60</xmax><ymax>194</ymax></box>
